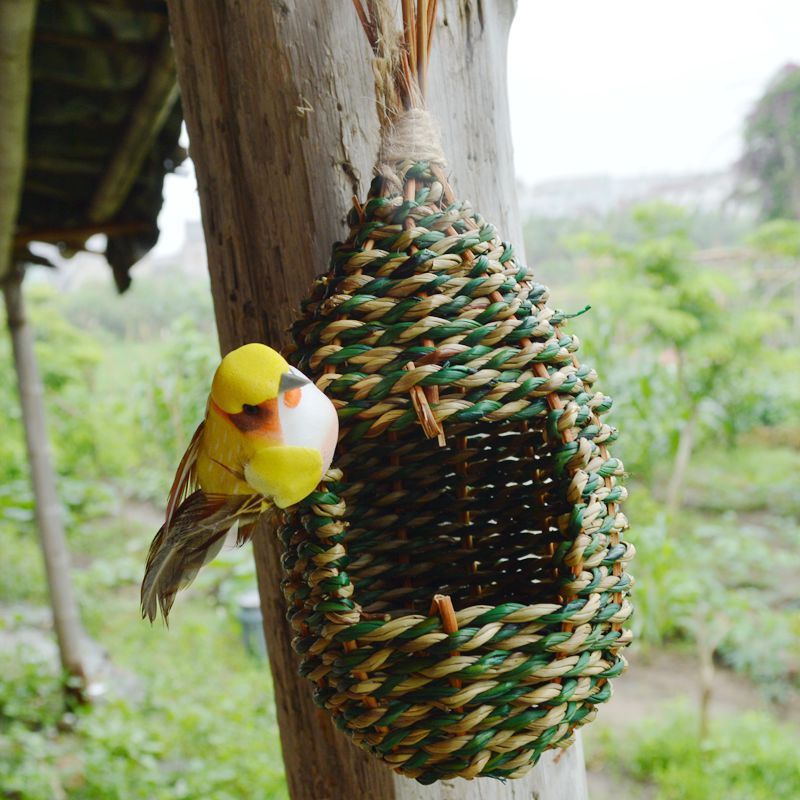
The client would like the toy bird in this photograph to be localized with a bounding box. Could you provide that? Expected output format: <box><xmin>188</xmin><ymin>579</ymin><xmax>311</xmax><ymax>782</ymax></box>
<box><xmin>141</xmin><ymin>343</ymin><xmax>338</xmax><ymax>622</ymax></box>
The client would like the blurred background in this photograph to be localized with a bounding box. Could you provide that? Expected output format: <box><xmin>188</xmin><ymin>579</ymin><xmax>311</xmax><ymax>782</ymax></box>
<box><xmin>1</xmin><ymin>1</ymin><xmax>799</xmax><ymax>798</ymax></box>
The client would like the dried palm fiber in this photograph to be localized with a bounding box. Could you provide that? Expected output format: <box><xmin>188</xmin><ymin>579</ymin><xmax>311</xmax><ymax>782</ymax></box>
<box><xmin>279</xmin><ymin>0</ymin><xmax>633</xmax><ymax>784</ymax></box>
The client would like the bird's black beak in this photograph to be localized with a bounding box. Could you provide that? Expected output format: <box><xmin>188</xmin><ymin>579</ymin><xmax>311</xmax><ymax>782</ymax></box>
<box><xmin>279</xmin><ymin>370</ymin><xmax>311</xmax><ymax>393</ymax></box>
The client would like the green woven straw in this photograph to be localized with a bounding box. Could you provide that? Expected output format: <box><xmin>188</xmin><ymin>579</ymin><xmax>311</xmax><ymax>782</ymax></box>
<box><xmin>278</xmin><ymin>0</ymin><xmax>633</xmax><ymax>784</ymax></box>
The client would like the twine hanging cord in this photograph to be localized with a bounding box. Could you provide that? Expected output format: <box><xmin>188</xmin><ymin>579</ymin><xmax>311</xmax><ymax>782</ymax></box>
<box><xmin>354</xmin><ymin>0</ymin><xmax>447</xmax><ymax>171</ymax></box>
<box><xmin>378</xmin><ymin>107</ymin><xmax>446</xmax><ymax>170</ymax></box>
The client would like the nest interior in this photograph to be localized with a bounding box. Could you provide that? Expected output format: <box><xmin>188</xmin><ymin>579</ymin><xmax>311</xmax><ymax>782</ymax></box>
<box><xmin>280</xmin><ymin>161</ymin><xmax>634</xmax><ymax>784</ymax></box>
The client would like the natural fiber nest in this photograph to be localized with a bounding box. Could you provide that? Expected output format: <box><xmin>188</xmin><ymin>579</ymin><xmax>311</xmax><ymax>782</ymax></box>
<box><xmin>279</xmin><ymin>156</ymin><xmax>634</xmax><ymax>782</ymax></box>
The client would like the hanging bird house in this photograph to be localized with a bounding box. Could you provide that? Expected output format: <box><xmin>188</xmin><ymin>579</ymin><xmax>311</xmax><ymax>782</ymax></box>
<box><xmin>280</xmin><ymin>0</ymin><xmax>633</xmax><ymax>784</ymax></box>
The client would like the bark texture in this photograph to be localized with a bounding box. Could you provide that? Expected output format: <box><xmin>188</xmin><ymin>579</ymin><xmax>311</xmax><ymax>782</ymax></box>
<box><xmin>167</xmin><ymin>1</ymin><xmax>587</xmax><ymax>797</ymax></box>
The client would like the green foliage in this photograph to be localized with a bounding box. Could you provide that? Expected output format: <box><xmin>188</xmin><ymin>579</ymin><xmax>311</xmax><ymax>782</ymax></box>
<box><xmin>27</xmin><ymin>286</ymin><xmax>104</xmax><ymax>483</ymax></box>
<box><xmin>0</xmin><ymin>320</ymin><xmax>31</xmax><ymax>515</ymax></box>
<box><xmin>0</xmin><ymin>525</ymin><xmax>47</xmax><ymax>604</ymax></box>
<box><xmin>573</xmin><ymin>306</ymin><xmax>680</xmax><ymax>482</ymax></box>
<box><xmin>571</xmin><ymin>203</ymin><xmax>770</xmax><ymax>361</ymax></box>
<box><xmin>588</xmin><ymin>704</ymin><xmax>800</xmax><ymax>800</ymax></box>
<box><xmin>524</xmin><ymin>206</ymin><xmax>751</xmax><ymax>296</ymax></box>
<box><xmin>0</xmin><ymin>654</ymin><xmax>68</xmax><ymax>799</ymax></box>
<box><xmin>58</xmin><ymin>274</ymin><xmax>214</xmax><ymax>341</ymax></box>
<box><xmin>131</xmin><ymin>316</ymin><xmax>218</xmax><ymax>494</ymax></box>
<box><xmin>0</xmin><ymin>276</ymin><xmax>218</xmax><ymax>513</ymax></box>
<box><xmin>745</xmin><ymin>219</ymin><xmax>800</xmax><ymax>376</ymax></box>
<box><xmin>492</xmin><ymin>201</ymin><xmax>790</xmax><ymax>511</ymax></box>
<box><xmin>623</xmin><ymin>465</ymin><xmax>800</xmax><ymax>694</ymax></box>
<box><xmin>747</xmin><ymin>218</ymin><xmax>800</xmax><ymax>257</ymax></box>
<box><xmin>0</xmin><ymin>615</ymin><xmax>287</xmax><ymax>800</ymax></box>
<box><xmin>92</xmin><ymin>318</ymin><xmax>217</xmax><ymax>501</ymax></box>
<box><xmin>740</xmin><ymin>64</ymin><xmax>800</xmax><ymax>220</ymax></box>
<box><xmin>620</xmin><ymin>493</ymin><xmax>686</xmax><ymax>645</ymax></box>
<box><xmin>685</xmin><ymin>443</ymin><xmax>800</xmax><ymax>516</ymax></box>
<box><xmin>0</xmin><ymin>285</ymin><xmax>113</xmax><ymax>535</ymax></box>
<box><xmin>557</xmin><ymin>202</ymin><xmax>800</xmax><ymax>700</ymax></box>
<box><xmin>566</xmin><ymin>202</ymin><xmax>784</xmax><ymax>486</ymax></box>
<box><xmin>0</xmin><ymin>271</ymin><xmax>278</xmax><ymax>798</ymax></box>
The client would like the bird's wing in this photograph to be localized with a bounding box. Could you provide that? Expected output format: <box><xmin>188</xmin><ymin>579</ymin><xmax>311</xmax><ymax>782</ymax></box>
<box><xmin>141</xmin><ymin>490</ymin><xmax>265</xmax><ymax>623</ymax></box>
<box><xmin>164</xmin><ymin>421</ymin><xmax>205</xmax><ymax>531</ymax></box>
<box><xmin>244</xmin><ymin>445</ymin><xmax>323</xmax><ymax>509</ymax></box>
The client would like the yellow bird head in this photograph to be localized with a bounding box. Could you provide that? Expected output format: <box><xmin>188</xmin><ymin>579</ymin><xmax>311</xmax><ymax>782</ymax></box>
<box><xmin>211</xmin><ymin>342</ymin><xmax>293</xmax><ymax>412</ymax></box>
<box><xmin>209</xmin><ymin>343</ymin><xmax>310</xmax><ymax>442</ymax></box>
<box><xmin>203</xmin><ymin>343</ymin><xmax>338</xmax><ymax>507</ymax></box>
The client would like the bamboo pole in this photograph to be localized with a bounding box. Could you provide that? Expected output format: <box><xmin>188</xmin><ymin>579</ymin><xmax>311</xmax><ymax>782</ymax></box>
<box><xmin>3</xmin><ymin>275</ymin><xmax>88</xmax><ymax>693</ymax></box>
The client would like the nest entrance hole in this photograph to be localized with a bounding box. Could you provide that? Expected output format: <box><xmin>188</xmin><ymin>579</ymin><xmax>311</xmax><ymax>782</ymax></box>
<box><xmin>339</xmin><ymin>420</ymin><xmax>568</xmax><ymax>616</ymax></box>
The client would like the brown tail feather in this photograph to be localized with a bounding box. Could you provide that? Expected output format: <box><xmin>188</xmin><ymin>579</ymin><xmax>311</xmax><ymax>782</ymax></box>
<box><xmin>141</xmin><ymin>491</ymin><xmax>264</xmax><ymax>623</ymax></box>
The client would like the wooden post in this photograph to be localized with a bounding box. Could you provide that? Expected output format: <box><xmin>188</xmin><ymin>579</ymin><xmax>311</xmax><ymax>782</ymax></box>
<box><xmin>3</xmin><ymin>275</ymin><xmax>88</xmax><ymax>691</ymax></box>
<box><xmin>166</xmin><ymin>1</ymin><xmax>588</xmax><ymax>797</ymax></box>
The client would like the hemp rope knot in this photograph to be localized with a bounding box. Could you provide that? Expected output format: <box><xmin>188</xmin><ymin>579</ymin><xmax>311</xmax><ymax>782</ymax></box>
<box><xmin>378</xmin><ymin>107</ymin><xmax>447</xmax><ymax>167</ymax></box>
<box><xmin>376</xmin><ymin>107</ymin><xmax>447</xmax><ymax>183</ymax></box>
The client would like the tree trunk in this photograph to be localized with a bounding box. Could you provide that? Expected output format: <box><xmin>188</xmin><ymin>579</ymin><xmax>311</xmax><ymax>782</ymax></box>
<box><xmin>666</xmin><ymin>412</ymin><xmax>698</xmax><ymax>514</ymax></box>
<box><xmin>3</xmin><ymin>276</ymin><xmax>88</xmax><ymax>692</ymax></box>
<box><xmin>698</xmin><ymin>637</ymin><xmax>714</xmax><ymax>744</ymax></box>
<box><xmin>167</xmin><ymin>1</ymin><xmax>588</xmax><ymax>797</ymax></box>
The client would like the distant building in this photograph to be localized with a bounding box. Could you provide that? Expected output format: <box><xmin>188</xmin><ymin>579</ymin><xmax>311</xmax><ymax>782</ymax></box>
<box><xmin>517</xmin><ymin>169</ymin><xmax>754</xmax><ymax>219</ymax></box>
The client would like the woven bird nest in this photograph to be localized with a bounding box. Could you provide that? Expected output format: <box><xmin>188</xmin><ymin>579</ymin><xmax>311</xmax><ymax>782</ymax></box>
<box><xmin>279</xmin><ymin>1</ymin><xmax>633</xmax><ymax>784</ymax></box>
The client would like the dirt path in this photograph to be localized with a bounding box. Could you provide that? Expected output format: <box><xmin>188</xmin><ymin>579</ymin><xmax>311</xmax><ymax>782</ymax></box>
<box><xmin>602</xmin><ymin>646</ymin><xmax>798</xmax><ymax>725</ymax></box>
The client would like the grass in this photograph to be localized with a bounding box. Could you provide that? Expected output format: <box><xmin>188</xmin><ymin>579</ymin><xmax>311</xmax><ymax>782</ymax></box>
<box><xmin>0</xmin><ymin>508</ymin><xmax>287</xmax><ymax>800</ymax></box>
<box><xmin>1</xmin><ymin>606</ymin><xmax>288</xmax><ymax>800</ymax></box>
<box><xmin>586</xmin><ymin>703</ymin><xmax>800</xmax><ymax>800</ymax></box>
<box><xmin>684</xmin><ymin>442</ymin><xmax>800</xmax><ymax>517</ymax></box>
<box><xmin>0</xmin><ymin>286</ymin><xmax>282</xmax><ymax>798</ymax></box>
<box><xmin>0</xmin><ymin>530</ymin><xmax>47</xmax><ymax>606</ymax></box>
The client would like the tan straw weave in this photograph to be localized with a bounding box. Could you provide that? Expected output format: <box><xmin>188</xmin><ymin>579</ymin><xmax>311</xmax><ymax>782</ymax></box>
<box><xmin>278</xmin><ymin>0</ymin><xmax>633</xmax><ymax>783</ymax></box>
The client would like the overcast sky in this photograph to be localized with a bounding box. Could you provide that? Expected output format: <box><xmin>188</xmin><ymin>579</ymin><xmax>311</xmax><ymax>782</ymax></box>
<box><xmin>508</xmin><ymin>0</ymin><xmax>799</xmax><ymax>183</ymax></box>
<box><xmin>154</xmin><ymin>0</ymin><xmax>799</xmax><ymax>254</ymax></box>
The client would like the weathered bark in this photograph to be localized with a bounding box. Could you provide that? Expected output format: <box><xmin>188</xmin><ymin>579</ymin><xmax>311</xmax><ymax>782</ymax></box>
<box><xmin>3</xmin><ymin>276</ymin><xmax>88</xmax><ymax>690</ymax></box>
<box><xmin>0</xmin><ymin>0</ymin><xmax>37</xmax><ymax>279</ymax></box>
<box><xmin>167</xmin><ymin>1</ymin><xmax>587</xmax><ymax>797</ymax></box>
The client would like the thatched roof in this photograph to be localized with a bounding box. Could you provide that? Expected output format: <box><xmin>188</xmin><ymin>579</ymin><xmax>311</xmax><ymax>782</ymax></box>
<box><xmin>12</xmin><ymin>0</ymin><xmax>183</xmax><ymax>291</ymax></box>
